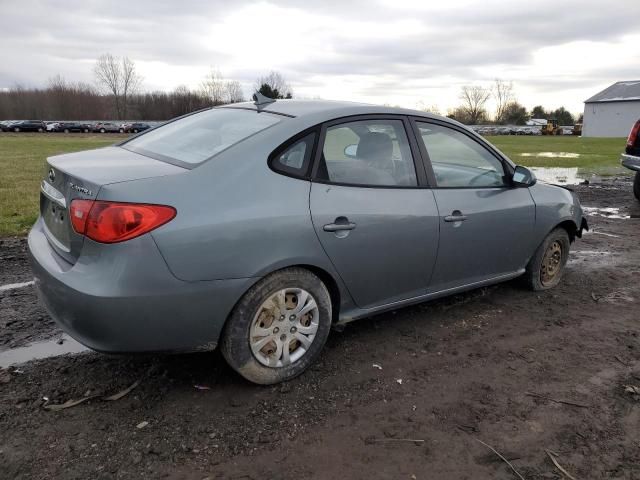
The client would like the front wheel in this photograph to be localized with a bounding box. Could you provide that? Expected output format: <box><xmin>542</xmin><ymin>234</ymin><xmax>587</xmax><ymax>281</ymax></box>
<box><xmin>220</xmin><ymin>268</ymin><xmax>332</xmax><ymax>385</ymax></box>
<box><xmin>634</xmin><ymin>172</ymin><xmax>640</xmax><ymax>201</ymax></box>
<box><xmin>100</xmin><ymin>128</ymin><xmax>105</xmax><ymax>133</ymax></box>
<box><xmin>524</xmin><ymin>228</ymin><xmax>570</xmax><ymax>291</ymax></box>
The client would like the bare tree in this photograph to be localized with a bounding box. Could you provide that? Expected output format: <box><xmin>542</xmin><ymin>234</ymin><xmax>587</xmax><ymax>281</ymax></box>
<box><xmin>201</xmin><ymin>68</ymin><xmax>227</xmax><ymax>105</ymax></box>
<box><xmin>492</xmin><ymin>79</ymin><xmax>514</xmax><ymax>124</ymax></box>
<box><xmin>224</xmin><ymin>80</ymin><xmax>244</xmax><ymax>104</ymax></box>
<box><xmin>459</xmin><ymin>85</ymin><xmax>491</xmax><ymax>125</ymax></box>
<box><xmin>94</xmin><ymin>54</ymin><xmax>142</xmax><ymax>119</ymax></box>
<box><xmin>254</xmin><ymin>71</ymin><xmax>292</xmax><ymax>99</ymax></box>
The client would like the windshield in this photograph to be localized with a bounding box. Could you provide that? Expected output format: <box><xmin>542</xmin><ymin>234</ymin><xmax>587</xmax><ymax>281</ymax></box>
<box><xmin>122</xmin><ymin>108</ymin><xmax>282</xmax><ymax>166</ymax></box>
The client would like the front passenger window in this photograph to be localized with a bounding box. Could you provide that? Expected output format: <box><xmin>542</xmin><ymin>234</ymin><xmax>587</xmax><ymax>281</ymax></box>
<box><xmin>417</xmin><ymin>123</ymin><xmax>507</xmax><ymax>188</ymax></box>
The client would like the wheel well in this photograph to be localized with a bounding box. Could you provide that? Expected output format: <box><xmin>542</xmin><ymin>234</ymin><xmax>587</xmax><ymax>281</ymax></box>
<box><xmin>556</xmin><ymin>220</ymin><xmax>578</xmax><ymax>243</ymax></box>
<box><xmin>295</xmin><ymin>264</ymin><xmax>341</xmax><ymax>323</ymax></box>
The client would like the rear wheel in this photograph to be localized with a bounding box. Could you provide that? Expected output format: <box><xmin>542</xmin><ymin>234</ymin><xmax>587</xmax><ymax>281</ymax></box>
<box><xmin>524</xmin><ymin>228</ymin><xmax>570</xmax><ymax>291</ymax></box>
<box><xmin>100</xmin><ymin>128</ymin><xmax>106</xmax><ymax>133</ymax></box>
<box><xmin>221</xmin><ymin>268</ymin><xmax>332</xmax><ymax>385</ymax></box>
<box><xmin>634</xmin><ymin>172</ymin><xmax>640</xmax><ymax>201</ymax></box>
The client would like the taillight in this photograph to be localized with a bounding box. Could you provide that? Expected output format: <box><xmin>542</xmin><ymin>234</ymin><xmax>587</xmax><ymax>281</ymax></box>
<box><xmin>70</xmin><ymin>200</ymin><xmax>176</xmax><ymax>243</ymax></box>
<box><xmin>627</xmin><ymin>120</ymin><xmax>640</xmax><ymax>148</ymax></box>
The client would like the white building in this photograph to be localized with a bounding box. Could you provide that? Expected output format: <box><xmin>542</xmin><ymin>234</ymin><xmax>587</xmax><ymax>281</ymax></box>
<box><xmin>583</xmin><ymin>81</ymin><xmax>640</xmax><ymax>137</ymax></box>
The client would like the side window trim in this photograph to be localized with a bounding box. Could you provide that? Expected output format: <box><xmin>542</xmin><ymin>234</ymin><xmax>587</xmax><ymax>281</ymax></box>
<box><xmin>310</xmin><ymin>114</ymin><xmax>429</xmax><ymax>189</ymax></box>
<box><xmin>409</xmin><ymin>117</ymin><xmax>513</xmax><ymax>189</ymax></box>
<box><xmin>268</xmin><ymin>127</ymin><xmax>320</xmax><ymax>180</ymax></box>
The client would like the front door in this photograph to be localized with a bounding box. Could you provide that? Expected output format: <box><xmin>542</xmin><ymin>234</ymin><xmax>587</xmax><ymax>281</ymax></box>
<box><xmin>310</xmin><ymin>117</ymin><xmax>439</xmax><ymax>309</ymax></box>
<box><xmin>413</xmin><ymin>120</ymin><xmax>536</xmax><ymax>292</ymax></box>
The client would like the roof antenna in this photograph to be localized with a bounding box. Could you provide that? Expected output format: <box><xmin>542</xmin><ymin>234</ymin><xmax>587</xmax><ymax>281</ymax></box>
<box><xmin>253</xmin><ymin>91</ymin><xmax>276</xmax><ymax>109</ymax></box>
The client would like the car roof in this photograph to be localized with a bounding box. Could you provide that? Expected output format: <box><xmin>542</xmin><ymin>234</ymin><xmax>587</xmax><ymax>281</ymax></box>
<box><xmin>224</xmin><ymin>99</ymin><xmax>452</xmax><ymax>124</ymax></box>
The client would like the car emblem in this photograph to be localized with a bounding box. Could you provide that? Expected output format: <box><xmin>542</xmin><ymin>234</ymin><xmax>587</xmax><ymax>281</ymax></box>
<box><xmin>48</xmin><ymin>169</ymin><xmax>56</xmax><ymax>183</ymax></box>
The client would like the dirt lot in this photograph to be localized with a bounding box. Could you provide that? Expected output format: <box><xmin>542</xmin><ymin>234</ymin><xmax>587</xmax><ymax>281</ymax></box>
<box><xmin>1</xmin><ymin>178</ymin><xmax>639</xmax><ymax>480</ymax></box>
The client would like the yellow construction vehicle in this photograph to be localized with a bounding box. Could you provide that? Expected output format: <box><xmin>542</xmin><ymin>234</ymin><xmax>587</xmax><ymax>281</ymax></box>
<box><xmin>541</xmin><ymin>118</ymin><xmax>563</xmax><ymax>135</ymax></box>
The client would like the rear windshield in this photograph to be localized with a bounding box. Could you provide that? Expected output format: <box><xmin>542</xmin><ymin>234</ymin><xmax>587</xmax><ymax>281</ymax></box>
<box><xmin>122</xmin><ymin>108</ymin><xmax>282</xmax><ymax>166</ymax></box>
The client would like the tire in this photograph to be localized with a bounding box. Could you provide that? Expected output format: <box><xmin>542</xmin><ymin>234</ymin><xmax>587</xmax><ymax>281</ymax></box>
<box><xmin>38</xmin><ymin>128</ymin><xmax>43</xmax><ymax>132</ymax></box>
<box><xmin>220</xmin><ymin>267</ymin><xmax>332</xmax><ymax>385</ymax></box>
<box><xmin>14</xmin><ymin>127</ymin><xmax>19</xmax><ymax>132</ymax></box>
<box><xmin>133</xmin><ymin>129</ymin><xmax>138</xmax><ymax>133</ymax></box>
<box><xmin>64</xmin><ymin>129</ymin><xmax>69</xmax><ymax>133</ymax></box>
<box><xmin>119</xmin><ymin>128</ymin><xmax>124</xmax><ymax>133</ymax></box>
<box><xmin>524</xmin><ymin>228</ymin><xmax>570</xmax><ymax>291</ymax></box>
<box><xmin>84</xmin><ymin>129</ymin><xmax>89</xmax><ymax>133</ymax></box>
<box><xmin>100</xmin><ymin>128</ymin><xmax>106</xmax><ymax>133</ymax></box>
<box><xmin>634</xmin><ymin>172</ymin><xmax>640</xmax><ymax>201</ymax></box>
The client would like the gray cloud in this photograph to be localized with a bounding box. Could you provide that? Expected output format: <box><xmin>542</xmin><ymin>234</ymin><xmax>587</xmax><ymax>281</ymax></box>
<box><xmin>1</xmin><ymin>0</ymin><xmax>639</xmax><ymax>111</ymax></box>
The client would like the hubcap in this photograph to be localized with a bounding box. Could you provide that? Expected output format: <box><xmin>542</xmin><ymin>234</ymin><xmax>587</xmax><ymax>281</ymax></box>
<box><xmin>249</xmin><ymin>288</ymin><xmax>319</xmax><ymax>368</ymax></box>
<box><xmin>540</xmin><ymin>240</ymin><xmax>563</xmax><ymax>286</ymax></box>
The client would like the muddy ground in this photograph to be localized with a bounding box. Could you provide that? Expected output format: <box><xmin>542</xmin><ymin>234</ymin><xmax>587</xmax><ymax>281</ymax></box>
<box><xmin>1</xmin><ymin>178</ymin><xmax>639</xmax><ymax>480</ymax></box>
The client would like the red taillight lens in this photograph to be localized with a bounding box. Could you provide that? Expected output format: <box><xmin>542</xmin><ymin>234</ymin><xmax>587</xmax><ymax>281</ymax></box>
<box><xmin>627</xmin><ymin>120</ymin><xmax>640</xmax><ymax>148</ymax></box>
<box><xmin>70</xmin><ymin>200</ymin><xmax>176</xmax><ymax>243</ymax></box>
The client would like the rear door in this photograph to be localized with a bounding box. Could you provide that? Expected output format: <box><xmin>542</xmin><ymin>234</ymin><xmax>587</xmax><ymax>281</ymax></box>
<box><xmin>412</xmin><ymin>119</ymin><xmax>535</xmax><ymax>292</ymax></box>
<box><xmin>310</xmin><ymin>116</ymin><xmax>439</xmax><ymax>309</ymax></box>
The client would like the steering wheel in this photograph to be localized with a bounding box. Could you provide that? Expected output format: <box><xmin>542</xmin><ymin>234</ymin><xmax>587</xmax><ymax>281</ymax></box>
<box><xmin>469</xmin><ymin>169</ymin><xmax>500</xmax><ymax>186</ymax></box>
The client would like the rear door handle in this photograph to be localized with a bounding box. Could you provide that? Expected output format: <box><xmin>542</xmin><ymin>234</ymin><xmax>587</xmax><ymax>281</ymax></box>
<box><xmin>444</xmin><ymin>211</ymin><xmax>468</xmax><ymax>222</ymax></box>
<box><xmin>323</xmin><ymin>217</ymin><xmax>357</xmax><ymax>232</ymax></box>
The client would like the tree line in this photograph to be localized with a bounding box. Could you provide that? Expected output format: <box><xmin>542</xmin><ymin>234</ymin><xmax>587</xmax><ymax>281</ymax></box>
<box><xmin>441</xmin><ymin>80</ymin><xmax>581</xmax><ymax>126</ymax></box>
<box><xmin>0</xmin><ymin>53</ymin><xmax>293</xmax><ymax>121</ymax></box>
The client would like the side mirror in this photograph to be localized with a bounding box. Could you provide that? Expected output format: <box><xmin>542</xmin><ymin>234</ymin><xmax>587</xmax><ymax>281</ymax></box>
<box><xmin>512</xmin><ymin>165</ymin><xmax>536</xmax><ymax>187</ymax></box>
<box><xmin>344</xmin><ymin>144</ymin><xmax>358</xmax><ymax>158</ymax></box>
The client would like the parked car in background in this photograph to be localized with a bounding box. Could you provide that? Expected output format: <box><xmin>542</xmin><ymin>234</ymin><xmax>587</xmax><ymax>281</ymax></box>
<box><xmin>622</xmin><ymin>118</ymin><xmax>640</xmax><ymax>200</ymax></box>
<box><xmin>54</xmin><ymin>122</ymin><xmax>92</xmax><ymax>133</ymax></box>
<box><xmin>46</xmin><ymin>122</ymin><xmax>60</xmax><ymax>132</ymax></box>
<box><xmin>121</xmin><ymin>122</ymin><xmax>151</xmax><ymax>134</ymax></box>
<box><xmin>93</xmin><ymin>122</ymin><xmax>122</xmax><ymax>133</ymax></box>
<box><xmin>0</xmin><ymin>120</ymin><xmax>17</xmax><ymax>132</ymax></box>
<box><xmin>29</xmin><ymin>99</ymin><xmax>587</xmax><ymax>384</ymax></box>
<box><xmin>9</xmin><ymin>120</ymin><xmax>46</xmax><ymax>132</ymax></box>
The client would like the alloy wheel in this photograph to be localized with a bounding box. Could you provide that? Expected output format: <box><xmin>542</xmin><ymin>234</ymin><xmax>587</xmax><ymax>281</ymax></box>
<box><xmin>249</xmin><ymin>288</ymin><xmax>319</xmax><ymax>368</ymax></box>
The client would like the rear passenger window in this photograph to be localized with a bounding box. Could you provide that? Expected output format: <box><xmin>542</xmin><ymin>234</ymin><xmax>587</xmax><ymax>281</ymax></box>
<box><xmin>270</xmin><ymin>132</ymin><xmax>316</xmax><ymax>177</ymax></box>
<box><xmin>317</xmin><ymin>119</ymin><xmax>417</xmax><ymax>187</ymax></box>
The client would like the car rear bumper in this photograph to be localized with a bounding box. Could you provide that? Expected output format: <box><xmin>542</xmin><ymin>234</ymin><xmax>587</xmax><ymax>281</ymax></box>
<box><xmin>28</xmin><ymin>217</ymin><xmax>256</xmax><ymax>353</ymax></box>
<box><xmin>621</xmin><ymin>154</ymin><xmax>640</xmax><ymax>172</ymax></box>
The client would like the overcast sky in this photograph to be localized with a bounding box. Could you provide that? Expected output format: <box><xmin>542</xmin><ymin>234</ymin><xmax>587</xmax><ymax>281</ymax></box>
<box><xmin>2</xmin><ymin>0</ymin><xmax>639</xmax><ymax>114</ymax></box>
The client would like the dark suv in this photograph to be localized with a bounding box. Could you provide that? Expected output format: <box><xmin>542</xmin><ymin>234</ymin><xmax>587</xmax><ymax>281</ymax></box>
<box><xmin>54</xmin><ymin>122</ymin><xmax>92</xmax><ymax>133</ymax></box>
<box><xmin>9</xmin><ymin>120</ymin><xmax>46</xmax><ymax>132</ymax></box>
<box><xmin>122</xmin><ymin>122</ymin><xmax>151</xmax><ymax>134</ymax></box>
<box><xmin>622</xmin><ymin>119</ymin><xmax>640</xmax><ymax>201</ymax></box>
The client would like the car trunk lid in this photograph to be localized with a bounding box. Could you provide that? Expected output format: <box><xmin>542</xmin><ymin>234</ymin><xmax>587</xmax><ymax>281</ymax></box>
<box><xmin>41</xmin><ymin>146</ymin><xmax>186</xmax><ymax>263</ymax></box>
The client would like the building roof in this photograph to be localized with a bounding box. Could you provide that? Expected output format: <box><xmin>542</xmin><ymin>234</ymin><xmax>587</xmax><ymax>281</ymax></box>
<box><xmin>585</xmin><ymin>81</ymin><xmax>640</xmax><ymax>103</ymax></box>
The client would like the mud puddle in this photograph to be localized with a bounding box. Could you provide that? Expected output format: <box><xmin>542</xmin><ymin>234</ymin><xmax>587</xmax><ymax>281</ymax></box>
<box><xmin>0</xmin><ymin>334</ymin><xmax>88</xmax><ymax>368</ymax></box>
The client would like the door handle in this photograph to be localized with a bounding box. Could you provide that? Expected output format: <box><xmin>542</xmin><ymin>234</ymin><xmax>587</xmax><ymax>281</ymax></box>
<box><xmin>323</xmin><ymin>217</ymin><xmax>357</xmax><ymax>232</ymax></box>
<box><xmin>444</xmin><ymin>211</ymin><xmax>468</xmax><ymax>222</ymax></box>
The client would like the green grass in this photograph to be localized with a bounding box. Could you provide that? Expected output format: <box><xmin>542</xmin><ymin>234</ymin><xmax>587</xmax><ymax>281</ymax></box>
<box><xmin>487</xmin><ymin>135</ymin><xmax>626</xmax><ymax>169</ymax></box>
<box><xmin>0</xmin><ymin>133</ymin><xmax>629</xmax><ymax>237</ymax></box>
<box><xmin>0</xmin><ymin>133</ymin><xmax>127</xmax><ymax>236</ymax></box>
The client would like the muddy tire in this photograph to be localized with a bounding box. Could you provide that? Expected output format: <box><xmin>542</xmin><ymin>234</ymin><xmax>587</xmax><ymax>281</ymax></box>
<box><xmin>220</xmin><ymin>268</ymin><xmax>332</xmax><ymax>385</ymax></box>
<box><xmin>524</xmin><ymin>228</ymin><xmax>570</xmax><ymax>291</ymax></box>
<box><xmin>634</xmin><ymin>172</ymin><xmax>640</xmax><ymax>201</ymax></box>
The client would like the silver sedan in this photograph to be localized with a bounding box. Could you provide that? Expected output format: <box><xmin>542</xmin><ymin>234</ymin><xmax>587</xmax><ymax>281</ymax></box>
<box><xmin>29</xmin><ymin>98</ymin><xmax>587</xmax><ymax>384</ymax></box>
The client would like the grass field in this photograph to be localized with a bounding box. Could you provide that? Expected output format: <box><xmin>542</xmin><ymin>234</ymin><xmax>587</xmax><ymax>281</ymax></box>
<box><xmin>0</xmin><ymin>132</ymin><xmax>628</xmax><ymax>236</ymax></box>
<box><xmin>488</xmin><ymin>135</ymin><xmax>625</xmax><ymax>169</ymax></box>
<box><xmin>0</xmin><ymin>133</ymin><xmax>127</xmax><ymax>236</ymax></box>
